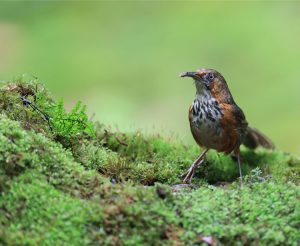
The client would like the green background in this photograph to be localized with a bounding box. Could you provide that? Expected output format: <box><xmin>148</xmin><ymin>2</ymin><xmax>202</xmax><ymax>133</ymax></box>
<box><xmin>0</xmin><ymin>2</ymin><xmax>299</xmax><ymax>155</ymax></box>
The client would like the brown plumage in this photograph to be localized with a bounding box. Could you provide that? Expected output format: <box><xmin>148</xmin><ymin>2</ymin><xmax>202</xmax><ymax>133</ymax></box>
<box><xmin>180</xmin><ymin>68</ymin><xmax>274</xmax><ymax>183</ymax></box>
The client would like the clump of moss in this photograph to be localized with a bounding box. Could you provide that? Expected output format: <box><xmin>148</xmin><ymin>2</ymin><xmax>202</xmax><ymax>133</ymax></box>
<box><xmin>176</xmin><ymin>181</ymin><xmax>300</xmax><ymax>245</ymax></box>
<box><xmin>0</xmin><ymin>80</ymin><xmax>54</xmax><ymax>137</ymax></box>
<box><xmin>0</xmin><ymin>114</ymin><xmax>105</xmax><ymax>197</ymax></box>
<box><xmin>0</xmin><ymin>80</ymin><xmax>299</xmax><ymax>245</ymax></box>
<box><xmin>0</xmin><ymin>171</ymin><xmax>93</xmax><ymax>246</ymax></box>
<box><xmin>1</xmin><ymin>170</ymin><xmax>299</xmax><ymax>245</ymax></box>
<box><xmin>0</xmin><ymin>79</ymin><xmax>95</xmax><ymax>146</ymax></box>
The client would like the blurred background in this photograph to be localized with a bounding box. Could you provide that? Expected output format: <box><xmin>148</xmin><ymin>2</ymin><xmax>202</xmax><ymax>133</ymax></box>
<box><xmin>0</xmin><ymin>2</ymin><xmax>299</xmax><ymax>155</ymax></box>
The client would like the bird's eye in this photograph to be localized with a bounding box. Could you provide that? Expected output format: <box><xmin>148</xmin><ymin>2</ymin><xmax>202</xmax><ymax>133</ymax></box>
<box><xmin>208</xmin><ymin>73</ymin><xmax>214</xmax><ymax>82</ymax></box>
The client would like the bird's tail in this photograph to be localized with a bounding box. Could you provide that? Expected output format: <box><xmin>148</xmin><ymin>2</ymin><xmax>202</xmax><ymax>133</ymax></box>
<box><xmin>243</xmin><ymin>127</ymin><xmax>275</xmax><ymax>150</ymax></box>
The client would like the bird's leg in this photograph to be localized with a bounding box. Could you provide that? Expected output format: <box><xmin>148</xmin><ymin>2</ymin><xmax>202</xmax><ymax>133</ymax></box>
<box><xmin>234</xmin><ymin>148</ymin><xmax>243</xmax><ymax>185</ymax></box>
<box><xmin>181</xmin><ymin>148</ymin><xmax>209</xmax><ymax>183</ymax></box>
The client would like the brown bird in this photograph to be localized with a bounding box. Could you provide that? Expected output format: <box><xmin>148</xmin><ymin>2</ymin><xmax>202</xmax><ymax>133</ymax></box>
<box><xmin>180</xmin><ymin>68</ymin><xmax>274</xmax><ymax>183</ymax></box>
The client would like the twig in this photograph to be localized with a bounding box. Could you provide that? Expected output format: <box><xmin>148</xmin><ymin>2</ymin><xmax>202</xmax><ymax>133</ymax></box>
<box><xmin>20</xmin><ymin>96</ymin><xmax>53</xmax><ymax>132</ymax></box>
<box><xmin>115</xmin><ymin>135</ymin><xmax>128</xmax><ymax>147</ymax></box>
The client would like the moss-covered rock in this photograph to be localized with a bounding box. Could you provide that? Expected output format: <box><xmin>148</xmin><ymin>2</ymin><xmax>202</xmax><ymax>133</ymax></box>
<box><xmin>0</xmin><ymin>80</ymin><xmax>299</xmax><ymax>245</ymax></box>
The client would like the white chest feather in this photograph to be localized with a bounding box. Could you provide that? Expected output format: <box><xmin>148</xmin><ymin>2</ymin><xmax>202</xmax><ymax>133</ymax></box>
<box><xmin>191</xmin><ymin>91</ymin><xmax>223</xmax><ymax>137</ymax></box>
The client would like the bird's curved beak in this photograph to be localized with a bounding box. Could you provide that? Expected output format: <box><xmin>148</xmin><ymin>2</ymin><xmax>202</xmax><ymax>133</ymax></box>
<box><xmin>180</xmin><ymin>72</ymin><xmax>198</xmax><ymax>78</ymax></box>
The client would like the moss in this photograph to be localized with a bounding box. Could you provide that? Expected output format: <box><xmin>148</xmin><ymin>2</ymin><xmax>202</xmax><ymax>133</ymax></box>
<box><xmin>0</xmin><ymin>80</ymin><xmax>55</xmax><ymax>138</ymax></box>
<box><xmin>176</xmin><ymin>181</ymin><xmax>300</xmax><ymax>245</ymax></box>
<box><xmin>0</xmin><ymin>171</ymin><xmax>93</xmax><ymax>246</ymax></box>
<box><xmin>0</xmin><ymin>80</ymin><xmax>299</xmax><ymax>245</ymax></box>
<box><xmin>1</xmin><ymin>173</ymin><xmax>298</xmax><ymax>245</ymax></box>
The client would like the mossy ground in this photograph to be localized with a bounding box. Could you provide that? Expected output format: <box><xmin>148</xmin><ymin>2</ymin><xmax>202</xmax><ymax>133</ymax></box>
<box><xmin>0</xmin><ymin>80</ymin><xmax>299</xmax><ymax>245</ymax></box>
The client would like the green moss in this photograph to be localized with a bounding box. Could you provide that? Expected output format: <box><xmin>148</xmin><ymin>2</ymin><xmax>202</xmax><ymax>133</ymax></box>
<box><xmin>0</xmin><ymin>80</ymin><xmax>55</xmax><ymax>137</ymax></box>
<box><xmin>176</xmin><ymin>181</ymin><xmax>300</xmax><ymax>245</ymax></box>
<box><xmin>0</xmin><ymin>171</ymin><xmax>93</xmax><ymax>246</ymax></box>
<box><xmin>0</xmin><ymin>80</ymin><xmax>299</xmax><ymax>245</ymax></box>
<box><xmin>1</xmin><ymin>173</ymin><xmax>299</xmax><ymax>245</ymax></box>
<box><xmin>0</xmin><ymin>114</ymin><xmax>101</xmax><ymax>195</ymax></box>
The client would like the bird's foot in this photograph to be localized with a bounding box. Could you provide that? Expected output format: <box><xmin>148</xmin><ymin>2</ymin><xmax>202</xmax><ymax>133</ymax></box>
<box><xmin>183</xmin><ymin>172</ymin><xmax>194</xmax><ymax>183</ymax></box>
<box><xmin>181</xmin><ymin>160</ymin><xmax>204</xmax><ymax>183</ymax></box>
<box><xmin>181</xmin><ymin>166</ymin><xmax>195</xmax><ymax>183</ymax></box>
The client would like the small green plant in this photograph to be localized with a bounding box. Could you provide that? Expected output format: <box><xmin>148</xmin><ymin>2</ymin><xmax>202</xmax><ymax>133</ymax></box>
<box><xmin>50</xmin><ymin>100</ymin><xmax>95</xmax><ymax>139</ymax></box>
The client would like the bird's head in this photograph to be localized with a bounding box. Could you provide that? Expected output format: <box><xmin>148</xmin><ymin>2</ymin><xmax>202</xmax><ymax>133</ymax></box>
<box><xmin>180</xmin><ymin>68</ymin><xmax>233</xmax><ymax>102</ymax></box>
<box><xmin>180</xmin><ymin>68</ymin><xmax>225</xmax><ymax>91</ymax></box>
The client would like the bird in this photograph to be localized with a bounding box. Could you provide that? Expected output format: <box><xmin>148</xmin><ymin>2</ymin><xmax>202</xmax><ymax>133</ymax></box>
<box><xmin>180</xmin><ymin>68</ymin><xmax>274</xmax><ymax>183</ymax></box>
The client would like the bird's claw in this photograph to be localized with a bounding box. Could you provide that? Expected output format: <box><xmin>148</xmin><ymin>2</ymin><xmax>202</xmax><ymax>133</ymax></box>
<box><xmin>181</xmin><ymin>165</ymin><xmax>196</xmax><ymax>183</ymax></box>
<box><xmin>181</xmin><ymin>159</ymin><xmax>204</xmax><ymax>183</ymax></box>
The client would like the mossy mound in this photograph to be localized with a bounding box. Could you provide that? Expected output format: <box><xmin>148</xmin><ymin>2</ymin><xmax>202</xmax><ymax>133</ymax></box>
<box><xmin>0</xmin><ymin>80</ymin><xmax>299</xmax><ymax>245</ymax></box>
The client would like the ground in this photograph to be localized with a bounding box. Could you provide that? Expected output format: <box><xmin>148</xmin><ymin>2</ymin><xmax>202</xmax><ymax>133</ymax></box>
<box><xmin>0</xmin><ymin>80</ymin><xmax>299</xmax><ymax>246</ymax></box>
